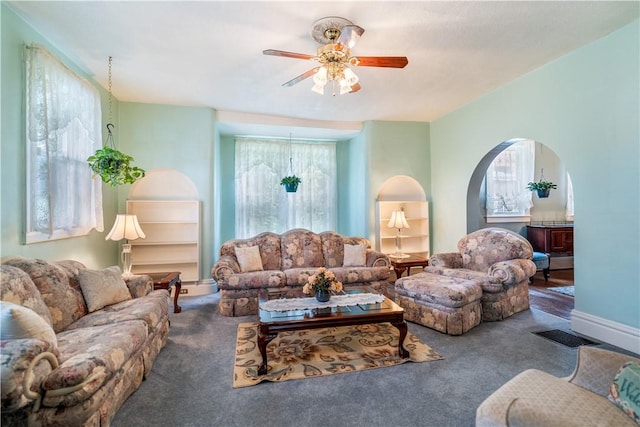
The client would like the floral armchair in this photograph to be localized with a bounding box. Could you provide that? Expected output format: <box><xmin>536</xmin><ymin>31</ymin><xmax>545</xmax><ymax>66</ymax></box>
<box><xmin>424</xmin><ymin>227</ymin><xmax>536</xmax><ymax>321</ymax></box>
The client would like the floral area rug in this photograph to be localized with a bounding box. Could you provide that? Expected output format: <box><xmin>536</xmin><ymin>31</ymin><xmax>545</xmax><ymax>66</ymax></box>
<box><xmin>547</xmin><ymin>286</ymin><xmax>575</xmax><ymax>297</ymax></box>
<box><xmin>233</xmin><ymin>322</ymin><xmax>443</xmax><ymax>388</ymax></box>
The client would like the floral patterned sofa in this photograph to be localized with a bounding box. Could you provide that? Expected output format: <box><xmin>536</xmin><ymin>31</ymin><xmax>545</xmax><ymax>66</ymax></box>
<box><xmin>424</xmin><ymin>227</ymin><xmax>537</xmax><ymax>321</ymax></box>
<box><xmin>211</xmin><ymin>228</ymin><xmax>391</xmax><ymax>316</ymax></box>
<box><xmin>1</xmin><ymin>257</ymin><xmax>170</xmax><ymax>426</ymax></box>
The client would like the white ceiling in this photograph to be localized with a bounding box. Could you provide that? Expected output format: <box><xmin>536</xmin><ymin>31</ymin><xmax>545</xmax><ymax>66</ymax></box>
<box><xmin>7</xmin><ymin>1</ymin><xmax>639</xmax><ymax>139</ymax></box>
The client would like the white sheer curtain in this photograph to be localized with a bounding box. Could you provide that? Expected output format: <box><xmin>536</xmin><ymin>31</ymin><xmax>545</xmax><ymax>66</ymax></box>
<box><xmin>25</xmin><ymin>44</ymin><xmax>103</xmax><ymax>243</ymax></box>
<box><xmin>485</xmin><ymin>139</ymin><xmax>535</xmax><ymax>217</ymax></box>
<box><xmin>566</xmin><ymin>172</ymin><xmax>574</xmax><ymax>221</ymax></box>
<box><xmin>235</xmin><ymin>137</ymin><xmax>337</xmax><ymax>237</ymax></box>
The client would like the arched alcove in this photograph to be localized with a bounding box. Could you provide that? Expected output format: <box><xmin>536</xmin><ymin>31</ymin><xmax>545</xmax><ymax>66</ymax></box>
<box><xmin>376</xmin><ymin>175</ymin><xmax>429</xmax><ymax>256</ymax></box>
<box><xmin>129</xmin><ymin>168</ymin><xmax>199</xmax><ymax>200</ymax></box>
<box><xmin>377</xmin><ymin>175</ymin><xmax>426</xmax><ymax>201</ymax></box>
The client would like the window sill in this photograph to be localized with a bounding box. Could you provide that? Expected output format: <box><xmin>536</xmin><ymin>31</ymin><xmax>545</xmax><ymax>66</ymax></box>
<box><xmin>25</xmin><ymin>227</ymin><xmax>93</xmax><ymax>244</ymax></box>
<box><xmin>486</xmin><ymin>215</ymin><xmax>531</xmax><ymax>224</ymax></box>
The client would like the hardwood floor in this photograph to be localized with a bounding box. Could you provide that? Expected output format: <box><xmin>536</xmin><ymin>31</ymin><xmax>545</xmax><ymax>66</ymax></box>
<box><xmin>529</xmin><ymin>269</ymin><xmax>574</xmax><ymax>320</ymax></box>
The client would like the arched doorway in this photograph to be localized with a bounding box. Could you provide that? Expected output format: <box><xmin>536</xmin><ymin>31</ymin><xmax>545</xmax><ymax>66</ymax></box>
<box><xmin>466</xmin><ymin>139</ymin><xmax>575</xmax><ymax>319</ymax></box>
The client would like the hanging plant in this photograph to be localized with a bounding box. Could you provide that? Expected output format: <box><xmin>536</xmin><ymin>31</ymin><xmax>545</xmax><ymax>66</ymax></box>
<box><xmin>280</xmin><ymin>133</ymin><xmax>300</xmax><ymax>192</ymax></box>
<box><xmin>526</xmin><ymin>180</ymin><xmax>557</xmax><ymax>198</ymax></box>
<box><xmin>87</xmin><ymin>142</ymin><xmax>145</xmax><ymax>187</ymax></box>
<box><xmin>280</xmin><ymin>175</ymin><xmax>301</xmax><ymax>192</ymax></box>
<box><xmin>87</xmin><ymin>57</ymin><xmax>145</xmax><ymax>187</ymax></box>
<box><xmin>527</xmin><ymin>168</ymin><xmax>557</xmax><ymax>198</ymax></box>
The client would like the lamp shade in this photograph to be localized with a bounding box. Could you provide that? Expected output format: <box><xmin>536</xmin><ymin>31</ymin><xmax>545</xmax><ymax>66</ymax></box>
<box><xmin>105</xmin><ymin>214</ymin><xmax>146</xmax><ymax>241</ymax></box>
<box><xmin>387</xmin><ymin>211</ymin><xmax>410</xmax><ymax>229</ymax></box>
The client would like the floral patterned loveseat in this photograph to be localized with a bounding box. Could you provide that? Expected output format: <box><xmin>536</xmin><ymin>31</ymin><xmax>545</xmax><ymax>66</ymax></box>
<box><xmin>212</xmin><ymin>228</ymin><xmax>391</xmax><ymax>316</ymax></box>
<box><xmin>1</xmin><ymin>257</ymin><xmax>170</xmax><ymax>426</ymax></box>
<box><xmin>424</xmin><ymin>227</ymin><xmax>537</xmax><ymax>321</ymax></box>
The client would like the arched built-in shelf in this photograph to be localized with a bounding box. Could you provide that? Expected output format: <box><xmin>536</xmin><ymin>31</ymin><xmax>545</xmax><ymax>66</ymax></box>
<box><xmin>376</xmin><ymin>175</ymin><xmax>430</xmax><ymax>257</ymax></box>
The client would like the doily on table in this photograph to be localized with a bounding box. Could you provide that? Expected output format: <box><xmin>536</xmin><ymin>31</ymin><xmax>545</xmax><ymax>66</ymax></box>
<box><xmin>259</xmin><ymin>293</ymin><xmax>385</xmax><ymax>312</ymax></box>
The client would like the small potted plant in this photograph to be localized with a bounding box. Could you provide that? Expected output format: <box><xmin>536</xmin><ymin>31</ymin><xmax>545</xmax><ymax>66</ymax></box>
<box><xmin>526</xmin><ymin>180</ymin><xmax>557</xmax><ymax>198</ymax></box>
<box><xmin>280</xmin><ymin>175</ymin><xmax>302</xmax><ymax>193</ymax></box>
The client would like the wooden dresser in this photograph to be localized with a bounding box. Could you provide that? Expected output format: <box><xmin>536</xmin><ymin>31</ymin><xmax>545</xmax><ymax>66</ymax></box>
<box><xmin>526</xmin><ymin>225</ymin><xmax>574</xmax><ymax>256</ymax></box>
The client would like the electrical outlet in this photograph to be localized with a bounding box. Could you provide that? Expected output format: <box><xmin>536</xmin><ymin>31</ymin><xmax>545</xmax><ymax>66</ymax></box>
<box><xmin>180</xmin><ymin>288</ymin><xmax>188</xmax><ymax>294</ymax></box>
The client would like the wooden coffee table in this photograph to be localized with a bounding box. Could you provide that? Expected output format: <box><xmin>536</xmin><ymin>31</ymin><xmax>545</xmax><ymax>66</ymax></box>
<box><xmin>257</xmin><ymin>293</ymin><xmax>409</xmax><ymax>375</ymax></box>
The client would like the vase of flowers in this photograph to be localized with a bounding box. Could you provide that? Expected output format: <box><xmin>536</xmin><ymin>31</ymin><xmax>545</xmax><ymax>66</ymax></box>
<box><xmin>303</xmin><ymin>267</ymin><xmax>343</xmax><ymax>302</ymax></box>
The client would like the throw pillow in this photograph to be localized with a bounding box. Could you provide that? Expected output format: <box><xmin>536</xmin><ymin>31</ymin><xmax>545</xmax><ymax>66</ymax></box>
<box><xmin>235</xmin><ymin>246</ymin><xmax>263</xmax><ymax>272</ymax></box>
<box><xmin>0</xmin><ymin>300</ymin><xmax>57</xmax><ymax>346</ymax></box>
<box><xmin>78</xmin><ymin>266</ymin><xmax>132</xmax><ymax>312</ymax></box>
<box><xmin>344</xmin><ymin>244</ymin><xmax>366</xmax><ymax>267</ymax></box>
<box><xmin>608</xmin><ymin>361</ymin><xmax>640</xmax><ymax>424</ymax></box>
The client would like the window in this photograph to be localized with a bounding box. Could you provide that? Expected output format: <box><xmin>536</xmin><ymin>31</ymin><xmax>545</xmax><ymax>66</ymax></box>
<box><xmin>485</xmin><ymin>139</ymin><xmax>535</xmax><ymax>222</ymax></box>
<box><xmin>25</xmin><ymin>45</ymin><xmax>103</xmax><ymax>243</ymax></box>
<box><xmin>235</xmin><ymin>137</ymin><xmax>337</xmax><ymax>237</ymax></box>
<box><xmin>566</xmin><ymin>172</ymin><xmax>574</xmax><ymax>221</ymax></box>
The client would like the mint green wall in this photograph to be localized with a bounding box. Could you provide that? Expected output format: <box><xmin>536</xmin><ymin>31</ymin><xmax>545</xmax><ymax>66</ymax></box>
<box><xmin>217</xmin><ymin>135</ymin><xmax>236</xmax><ymax>248</ymax></box>
<box><xmin>364</xmin><ymin>121</ymin><xmax>430</xmax><ymax>244</ymax></box>
<box><xmin>338</xmin><ymin>133</ymin><xmax>367</xmax><ymax>236</ymax></box>
<box><xmin>431</xmin><ymin>21</ymin><xmax>639</xmax><ymax>329</ymax></box>
<box><xmin>0</xmin><ymin>4</ymin><xmax>119</xmax><ymax>268</ymax></box>
<box><xmin>118</xmin><ymin>103</ymin><xmax>215</xmax><ymax>280</ymax></box>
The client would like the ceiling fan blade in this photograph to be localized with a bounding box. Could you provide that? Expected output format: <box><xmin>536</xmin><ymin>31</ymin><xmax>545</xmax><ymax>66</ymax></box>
<box><xmin>355</xmin><ymin>56</ymin><xmax>409</xmax><ymax>68</ymax></box>
<box><xmin>263</xmin><ymin>49</ymin><xmax>315</xmax><ymax>61</ymax></box>
<box><xmin>282</xmin><ymin>67</ymin><xmax>320</xmax><ymax>87</ymax></box>
<box><xmin>348</xmin><ymin>83</ymin><xmax>361</xmax><ymax>93</ymax></box>
<box><xmin>337</xmin><ymin>25</ymin><xmax>365</xmax><ymax>49</ymax></box>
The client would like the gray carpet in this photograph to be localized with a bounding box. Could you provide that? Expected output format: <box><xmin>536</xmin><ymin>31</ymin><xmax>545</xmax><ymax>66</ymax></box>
<box><xmin>112</xmin><ymin>293</ymin><xmax>595</xmax><ymax>427</ymax></box>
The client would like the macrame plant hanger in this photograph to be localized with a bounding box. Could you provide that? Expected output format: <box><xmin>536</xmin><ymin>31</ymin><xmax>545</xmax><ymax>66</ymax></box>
<box><xmin>289</xmin><ymin>133</ymin><xmax>293</xmax><ymax>176</ymax></box>
<box><xmin>538</xmin><ymin>168</ymin><xmax>545</xmax><ymax>183</ymax></box>
<box><xmin>106</xmin><ymin>56</ymin><xmax>115</xmax><ymax>149</ymax></box>
<box><xmin>86</xmin><ymin>56</ymin><xmax>145</xmax><ymax>186</ymax></box>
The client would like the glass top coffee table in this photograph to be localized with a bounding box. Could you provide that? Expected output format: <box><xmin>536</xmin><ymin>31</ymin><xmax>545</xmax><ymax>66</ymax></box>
<box><xmin>257</xmin><ymin>291</ymin><xmax>409</xmax><ymax>375</ymax></box>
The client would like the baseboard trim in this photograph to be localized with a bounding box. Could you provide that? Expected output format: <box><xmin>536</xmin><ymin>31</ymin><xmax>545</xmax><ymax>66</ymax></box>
<box><xmin>571</xmin><ymin>310</ymin><xmax>640</xmax><ymax>354</ymax></box>
<box><xmin>171</xmin><ymin>279</ymin><xmax>218</xmax><ymax>297</ymax></box>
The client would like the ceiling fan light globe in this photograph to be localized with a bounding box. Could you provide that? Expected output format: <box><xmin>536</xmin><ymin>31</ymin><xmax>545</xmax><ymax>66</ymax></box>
<box><xmin>313</xmin><ymin>66</ymin><xmax>328</xmax><ymax>85</ymax></box>
<box><xmin>342</xmin><ymin>67</ymin><xmax>359</xmax><ymax>86</ymax></box>
<box><xmin>311</xmin><ymin>83</ymin><xmax>325</xmax><ymax>95</ymax></box>
<box><xmin>339</xmin><ymin>84</ymin><xmax>352</xmax><ymax>95</ymax></box>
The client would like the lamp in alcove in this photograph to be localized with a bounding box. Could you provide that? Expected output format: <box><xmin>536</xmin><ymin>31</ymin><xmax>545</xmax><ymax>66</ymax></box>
<box><xmin>387</xmin><ymin>210</ymin><xmax>410</xmax><ymax>259</ymax></box>
<box><xmin>105</xmin><ymin>214</ymin><xmax>146</xmax><ymax>276</ymax></box>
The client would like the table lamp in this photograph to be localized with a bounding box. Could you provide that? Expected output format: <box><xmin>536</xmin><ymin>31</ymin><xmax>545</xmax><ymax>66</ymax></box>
<box><xmin>105</xmin><ymin>214</ymin><xmax>145</xmax><ymax>276</ymax></box>
<box><xmin>387</xmin><ymin>210</ymin><xmax>410</xmax><ymax>259</ymax></box>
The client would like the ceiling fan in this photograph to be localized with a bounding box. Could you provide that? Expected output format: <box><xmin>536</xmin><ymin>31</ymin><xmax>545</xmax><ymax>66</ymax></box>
<box><xmin>263</xmin><ymin>16</ymin><xmax>408</xmax><ymax>95</ymax></box>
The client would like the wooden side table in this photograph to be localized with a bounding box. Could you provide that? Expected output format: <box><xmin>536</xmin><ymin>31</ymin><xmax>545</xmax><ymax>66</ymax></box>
<box><xmin>389</xmin><ymin>254</ymin><xmax>429</xmax><ymax>278</ymax></box>
<box><xmin>147</xmin><ymin>272</ymin><xmax>182</xmax><ymax>313</ymax></box>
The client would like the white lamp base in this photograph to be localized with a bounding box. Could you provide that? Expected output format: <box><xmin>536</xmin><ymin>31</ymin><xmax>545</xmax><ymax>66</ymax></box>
<box><xmin>390</xmin><ymin>231</ymin><xmax>410</xmax><ymax>259</ymax></box>
<box><xmin>121</xmin><ymin>243</ymin><xmax>133</xmax><ymax>276</ymax></box>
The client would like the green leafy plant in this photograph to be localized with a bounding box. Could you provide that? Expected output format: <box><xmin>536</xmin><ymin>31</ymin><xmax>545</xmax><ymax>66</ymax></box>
<box><xmin>280</xmin><ymin>175</ymin><xmax>302</xmax><ymax>186</ymax></box>
<box><xmin>87</xmin><ymin>146</ymin><xmax>145</xmax><ymax>187</ymax></box>
<box><xmin>526</xmin><ymin>180</ymin><xmax>557</xmax><ymax>191</ymax></box>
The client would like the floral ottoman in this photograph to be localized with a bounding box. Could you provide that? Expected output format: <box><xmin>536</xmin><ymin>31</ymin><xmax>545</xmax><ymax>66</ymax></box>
<box><xmin>394</xmin><ymin>272</ymin><xmax>483</xmax><ymax>335</ymax></box>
